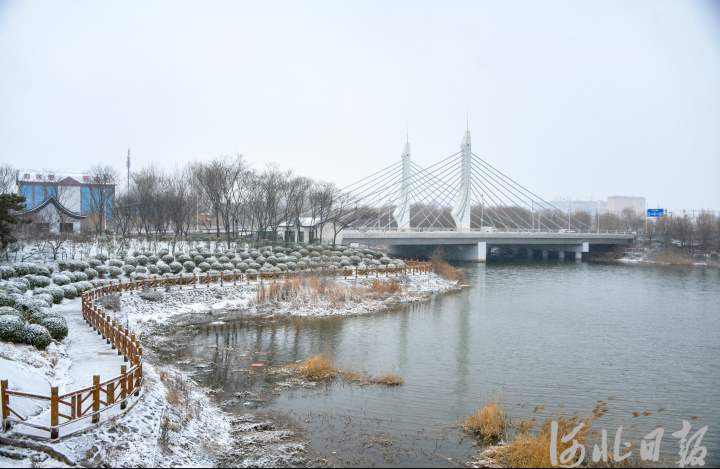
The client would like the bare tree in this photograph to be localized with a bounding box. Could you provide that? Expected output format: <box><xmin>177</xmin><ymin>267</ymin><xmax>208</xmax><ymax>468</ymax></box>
<box><xmin>696</xmin><ymin>211</ymin><xmax>716</xmax><ymax>251</ymax></box>
<box><xmin>0</xmin><ymin>164</ymin><xmax>17</xmax><ymax>195</ymax></box>
<box><xmin>309</xmin><ymin>182</ymin><xmax>335</xmax><ymax>244</ymax></box>
<box><xmin>88</xmin><ymin>165</ymin><xmax>118</xmax><ymax>234</ymax></box>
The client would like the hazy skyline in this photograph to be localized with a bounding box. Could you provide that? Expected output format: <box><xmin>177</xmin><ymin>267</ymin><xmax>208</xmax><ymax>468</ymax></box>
<box><xmin>1</xmin><ymin>0</ymin><xmax>719</xmax><ymax>209</ymax></box>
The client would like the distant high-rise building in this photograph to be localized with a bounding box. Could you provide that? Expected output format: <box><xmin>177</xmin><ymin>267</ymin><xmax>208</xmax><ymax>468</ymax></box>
<box><xmin>607</xmin><ymin>196</ymin><xmax>646</xmax><ymax>216</ymax></box>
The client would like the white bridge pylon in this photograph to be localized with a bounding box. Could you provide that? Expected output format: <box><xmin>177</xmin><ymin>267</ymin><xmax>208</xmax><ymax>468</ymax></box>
<box><xmin>340</xmin><ymin>129</ymin><xmax>591</xmax><ymax>233</ymax></box>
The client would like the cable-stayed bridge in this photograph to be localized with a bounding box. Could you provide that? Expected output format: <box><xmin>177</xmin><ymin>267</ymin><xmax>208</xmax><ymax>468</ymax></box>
<box><xmin>339</xmin><ymin>130</ymin><xmax>634</xmax><ymax>261</ymax></box>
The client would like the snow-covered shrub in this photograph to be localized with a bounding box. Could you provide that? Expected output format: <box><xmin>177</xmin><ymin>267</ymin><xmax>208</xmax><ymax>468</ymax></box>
<box><xmin>9</xmin><ymin>278</ymin><xmax>29</xmax><ymax>293</ymax></box>
<box><xmin>157</xmin><ymin>263</ymin><xmax>171</xmax><ymax>274</ymax></box>
<box><xmin>177</xmin><ymin>254</ymin><xmax>192</xmax><ymax>264</ymax></box>
<box><xmin>135</xmin><ymin>266</ymin><xmax>148</xmax><ymax>274</ymax></box>
<box><xmin>0</xmin><ymin>265</ymin><xmax>17</xmax><ymax>279</ymax></box>
<box><xmin>193</xmin><ymin>255</ymin><xmax>205</xmax><ymax>264</ymax></box>
<box><xmin>245</xmin><ymin>268</ymin><xmax>257</xmax><ymax>275</ymax></box>
<box><xmin>38</xmin><ymin>286</ymin><xmax>65</xmax><ymax>304</ymax></box>
<box><xmin>62</xmin><ymin>285</ymin><xmax>78</xmax><ymax>299</ymax></box>
<box><xmin>183</xmin><ymin>261</ymin><xmax>196</xmax><ymax>273</ymax></box>
<box><xmin>169</xmin><ymin>262</ymin><xmax>183</xmax><ymax>274</ymax></box>
<box><xmin>147</xmin><ymin>255</ymin><xmax>159</xmax><ymax>264</ymax></box>
<box><xmin>40</xmin><ymin>316</ymin><xmax>68</xmax><ymax>341</ymax></box>
<box><xmin>0</xmin><ymin>306</ymin><xmax>21</xmax><ymax>317</ymax></box>
<box><xmin>88</xmin><ymin>258</ymin><xmax>103</xmax><ymax>268</ymax></box>
<box><xmin>108</xmin><ymin>259</ymin><xmax>124</xmax><ymax>268</ymax></box>
<box><xmin>31</xmin><ymin>292</ymin><xmax>53</xmax><ymax>307</ymax></box>
<box><xmin>108</xmin><ymin>266</ymin><xmax>122</xmax><ymax>278</ymax></box>
<box><xmin>162</xmin><ymin>254</ymin><xmax>175</xmax><ymax>264</ymax></box>
<box><xmin>74</xmin><ymin>271</ymin><xmax>88</xmax><ymax>281</ymax></box>
<box><xmin>68</xmin><ymin>260</ymin><xmax>89</xmax><ymax>272</ymax></box>
<box><xmin>121</xmin><ymin>265</ymin><xmax>136</xmax><ymax>275</ymax></box>
<box><xmin>158</xmin><ymin>248</ymin><xmax>170</xmax><ymax>257</ymax></box>
<box><xmin>237</xmin><ymin>262</ymin><xmax>248</xmax><ymax>272</ymax></box>
<box><xmin>131</xmin><ymin>273</ymin><xmax>148</xmax><ymax>280</ymax></box>
<box><xmin>52</xmin><ymin>273</ymin><xmax>71</xmax><ymax>286</ymax></box>
<box><xmin>198</xmin><ymin>262</ymin><xmax>211</xmax><ymax>272</ymax></box>
<box><xmin>73</xmin><ymin>281</ymin><xmax>93</xmax><ymax>293</ymax></box>
<box><xmin>124</xmin><ymin>256</ymin><xmax>137</xmax><ymax>267</ymax></box>
<box><xmin>62</xmin><ymin>271</ymin><xmax>79</xmax><ymax>282</ymax></box>
<box><xmin>22</xmin><ymin>323</ymin><xmax>52</xmax><ymax>349</ymax></box>
<box><xmin>0</xmin><ymin>315</ymin><xmax>25</xmax><ymax>342</ymax></box>
<box><xmin>146</xmin><ymin>265</ymin><xmax>159</xmax><ymax>274</ymax></box>
<box><xmin>276</xmin><ymin>263</ymin><xmax>288</xmax><ymax>271</ymax></box>
<box><xmin>84</xmin><ymin>268</ymin><xmax>98</xmax><ymax>279</ymax></box>
<box><xmin>136</xmin><ymin>255</ymin><xmax>148</xmax><ymax>266</ymax></box>
<box><xmin>95</xmin><ymin>265</ymin><xmax>108</xmax><ymax>277</ymax></box>
<box><xmin>25</xmin><ymin>275</ymin><xmax>51</xmax><ymax>288</ymax></box>
<box><xmin>218</xmin><ymin>255</ymin><xmax>230</xmax><ymax>263</ymax></box>
<box><xmin>139</xmin><ymin>290</ymin><xmax>164</xmax><ymax>302</ymax></box>
<box><xmin>14</xmin><ymin>262</ymin><xmax>40</xmax><ymax>276</ymax></box>
<box><xmin>95</xmin><ymin>253</ymin><xmax>108</xmax><ymax>262</ymax></box>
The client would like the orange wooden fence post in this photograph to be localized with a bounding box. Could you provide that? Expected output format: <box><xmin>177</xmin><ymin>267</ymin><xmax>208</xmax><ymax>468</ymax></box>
<box><xmin>92</xmin><ymin>374</ymin><xmax>100</xmax><ymax>424</ymax></box>
<box><xmin>120</xmin><ymin>365</ymin><xmax>128</xmax><ymax>410</ymax></box>
<box><xmin>50</xmin><ymin>386</ymin><xmax>59</xmax><ymax>439</ymax></box>
<box><xmin>107</xmin><ymin>381</ymin><xmax>115</xmax><ymax>406</ymax></box>
<box><xmin>1</xmin><ymin>379</ymin><xmax>9</xmax><ymax>432</ymax></box>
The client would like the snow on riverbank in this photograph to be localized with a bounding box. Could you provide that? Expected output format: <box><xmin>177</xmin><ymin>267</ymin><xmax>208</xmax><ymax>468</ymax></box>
<box><xmin>116</xmin><ymin>272</ymin><xmax>460</xmax><ymax>336</ymax></box>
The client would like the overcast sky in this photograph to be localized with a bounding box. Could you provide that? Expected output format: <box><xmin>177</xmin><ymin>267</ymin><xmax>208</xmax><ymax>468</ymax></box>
<box><xmin>1</xmin><ymin>0</ymin><xmax>718</xmax><ymax>209</ymax></box>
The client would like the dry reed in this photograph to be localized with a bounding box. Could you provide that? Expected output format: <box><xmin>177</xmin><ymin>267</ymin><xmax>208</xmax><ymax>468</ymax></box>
<box><xmin>464</xmin><ymin>401</ymin><xmax>508</xmax><ymax>442</ymax></box>
<box><xmin>431</xmin><ymin>249</ymin><xmax>466</xmax><ymax>283</ymax></box>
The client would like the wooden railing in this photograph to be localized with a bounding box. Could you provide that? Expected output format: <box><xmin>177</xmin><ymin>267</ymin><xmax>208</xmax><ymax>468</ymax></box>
<box><xmin>1</xmin><ymin>260</ymin><xmax>432</xmax><ymax>439</ymax></box>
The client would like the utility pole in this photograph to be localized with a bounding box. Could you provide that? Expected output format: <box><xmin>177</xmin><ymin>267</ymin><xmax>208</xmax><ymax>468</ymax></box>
<box><xmin>126</xmin><ymin>148</ymin><xmax>131</xmax><ymax>194</ymax></box>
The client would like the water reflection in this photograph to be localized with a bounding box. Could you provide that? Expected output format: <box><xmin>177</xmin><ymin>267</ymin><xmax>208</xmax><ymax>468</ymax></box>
<box><xmin>172</xmin><ymin>262</ymin><xmax>720</xmax><ymax>467</ymax></box>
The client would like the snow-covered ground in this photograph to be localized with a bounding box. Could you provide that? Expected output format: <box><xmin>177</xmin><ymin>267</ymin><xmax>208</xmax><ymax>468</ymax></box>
<box><xmin>1</xmin><ymin>271</ymin><xmax>459</xmax><ymax>467</ymax></box>
<box><xmin>115</xmin><ymin>272</ymin><xmax>459</xmax><ymax>338</ymax></box>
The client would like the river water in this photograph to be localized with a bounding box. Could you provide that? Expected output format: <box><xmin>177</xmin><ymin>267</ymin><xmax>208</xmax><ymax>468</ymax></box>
<box><xmin>180</xmin><ymin>262</ymin><xmax>720</xmax><ymax>467</ymax></box>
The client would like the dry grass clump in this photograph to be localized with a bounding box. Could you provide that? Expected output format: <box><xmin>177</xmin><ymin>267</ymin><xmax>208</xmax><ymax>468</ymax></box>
<box><xmin>654</xmin><ymin>249</ymin><xmax>693</xmax><ymax>265</ymax></box>
<box><xmin>369</xmin><ymin>373</ymin><xmax>404</xmax><ymax>386</ymax></box>
<box><xmin>288</xmin><ymin>354</ymin><xmax>404</xmax><ymax>387</ymax></box>
<box><xmin>498</xmin><ymin>416</ymin><xmax>591</xmax><ymax>468</ymax></box>
<box><xmin>290</xmin><ymin>354</ymin><xmax>339</xmax><ymax>381</ymax></box>
<box><xmin>464</xmin><ymin>401</ymin><xmax>508</xmax><ymax>442</ymax></box>
<box><xmin>431</xmin><ymin>249</ymin><xmax>466</xmax><ymax>283</ymax></box>
<box><xmin>256</xmin><ymin>275</ymin><xmax>362</xmax><ymax>307</ymax></box>
<box><xmin>366</xmin><ymin>279</ymin><xmax>402</xmax><ymax>297</ymax></box>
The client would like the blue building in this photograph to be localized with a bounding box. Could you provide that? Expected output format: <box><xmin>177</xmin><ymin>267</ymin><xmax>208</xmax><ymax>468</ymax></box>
<box><xmin>17</xmin><ymin>171</ymin><xmax>115</xmax><ymax>229</ymax></box>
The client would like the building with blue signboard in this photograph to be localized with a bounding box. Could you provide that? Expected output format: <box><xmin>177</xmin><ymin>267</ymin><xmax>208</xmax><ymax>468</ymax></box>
<box><xmin>16</xmin><ymin>171</ymin><xmax>115</xmax><ymax>232</ymax></box>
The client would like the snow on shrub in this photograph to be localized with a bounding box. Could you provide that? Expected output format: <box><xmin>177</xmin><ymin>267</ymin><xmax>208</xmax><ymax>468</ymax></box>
<box><xmin>13</xmin><ymin>262</ymin><xmax>40</xmax><ymax>276</ymax></box>
<box><xmin>147</xmin><ymin>255</ymin><xmax>159</xmax><ymax>264</ymax></box>
<box><xmin>64</xmin><ymin>271</ymin><xmax>80</xmax><ymax>282</ymax></box>
<box><xmin>237</xmin><ymin>262</ymin><xmax>248</xmax><ymax>272</ymax></box>
<box><xmin>183</xmin><ymin>261</ymin><xmax>196</xmax><ymax>273</ymax></box>
<box><xmin>88</xmin><ymin>258</ymin><xmax>103</xmax><ymax>268</ymax></box>
<box><xmin>52</xmin><ymin>273</ymin><xmax>71</xmax><ymax>286</ymax></box>
<box><xmin>9</xmin><ymin>278</ymin><xmax>29</xmax><ymax>293</ymax></box>
<box><xmin>26</xmin><ymin>275</ymin><xmax>51</xmax><ymax>288</ymax></box>
<box><xmin>198</xmin><ymin>262</ymin><xmax>211</xmax><ymax>272</ymax></box>
<box><xmin>131</xmin><ymin>273</ymin><xmax>148</xmax><ymax>280</ymax></box>
<box><xmin>139</xmin><ymin>289</ymin><xmax>164</xmax><ymax>302</ymax></box>
<box><xmin>22</xmin><ymin>323</ymin><xmax>52</xmax><ymax>349</ymax></box>
<box><xmin>108</xmin><ymin>259</ymin><xmax>124</xmax><ymax>268</ymax></box>
<box><xmin>95</xmin><ymin>265</ymin><xmax>108</xmax><ymax>277</ymax></box>
<box><xmin>135</xmin><ymin>266</ymin><xmax>148</xmax><ymax>274</ymax></box>
<box><xmin>38</xmin><ymin>286</ymin><xmax>65</xmax><ymax>304</ymax></box>
<box><xmin>95</xmin><ymin>253</ymin><xmax>108</xmax><ymax>262</ymax></box>
<box><xmin>136</xmin><ymin>255</ymin><xmax>148</xmax><ymax>266</ymax></box>
<box><xmin>40</xmin><ymin>316</ymin><xmax>68</xmax><ymax>341</ymax></box>
<box><xmin>218</xmin><ymin>255</ymin><xmax>230</xmax><ymax>263</ymax></box>
<box><xmin>0</xmin><ymin>315</ymin><xmax>25</xmax><ymax>342</ymax></box>
<box><xmin>146</xmin><ymin>265</ymin><xmax>159</xmax><ymax>274</ymax></box>
<box><xmin>162</xmin><ymin>254</ymin><xmax>175</xmax><ymax>264</ymax></box>
<box><xmin>124</xmin><ymin>256</ymin><xmax>137</xmax><ymax>267</ymax></box>
<box><xmin>85</xmin><ymin>267</ymin><xmax>98</xmax><ymax>279</ymax></box>
<box><xmin>169</xmin><ymin>262</ymin><xmax>183</xmax><ymax>274</ymax></box>
<box><xmin>73</xmin><ymin>281</ymin><xmax>93</xmax><ymax>293</ymax></box>
<box><xmin>33</xmin><ymin>292</ymin><xmax>54</xmax><ymax>307</ymax></box>
<box><xmin>108</xmin><ymin>266</ymin><xmax>122</xmax><ymax>278</ymax></box>
<box><xmin>74</xmin><ymin>271</ymin><xmax>88</xmax><ymax>281</ymax></box>
<box><xmin>62</xmin><ymin>285</ymin><xmax>78</xmax><ymax>299</ymax></box>
<box><xmin>0</xmin><ymin>306</ymin><xmax>21</xmax><ymax>317</ymax></box>
<box><xmin>193</xmin><ymin>255</ymin><xmax>205</xmax><ymax>264</ymax></box>
<box><xmin>177</xmin><ymin>254</ymin><xmax>192</xmax><ymax>263</ymax></box>
<box><xmin>0</xmin><ymin>265</ymin><xmax>17</xmax><ymax>279</ymax></box>
<box><xmin>157</xmin><ymin>263</ymin><xmax>171</xmax><ymax>274</ymax></box>
<box><xmin>121</xmin><ymin>265</ymin><xmax>136</xmax><ymax>275</ymax></box>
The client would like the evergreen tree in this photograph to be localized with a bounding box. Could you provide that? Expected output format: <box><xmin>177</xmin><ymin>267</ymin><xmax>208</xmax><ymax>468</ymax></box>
<box><xmin>0</xmin><ymin>193</ymin><xmax>25</xmax><ymax>249</ymax></box>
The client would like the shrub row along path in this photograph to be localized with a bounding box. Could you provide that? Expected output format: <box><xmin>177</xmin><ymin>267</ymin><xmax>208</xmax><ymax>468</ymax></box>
<box><xmin>6</xmin><ymin>298</ymin><xmax>126</xmax><ymax>438</ymax></box>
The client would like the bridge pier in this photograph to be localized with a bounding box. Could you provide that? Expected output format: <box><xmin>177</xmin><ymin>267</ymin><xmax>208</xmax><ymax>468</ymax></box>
<box><xmin>526</xmin><ymin>248</ymin><xmax>534</xmax><ymax>260</ymax></box>
<box><xmin>558</xmin><ymin>250</ymin><xmax>565</xmax><ymax>262</ymax></box>
<box><xmin>542</xmin><ymin>249</ymin><xmax>549</xmax><ymax>261</ymax></box>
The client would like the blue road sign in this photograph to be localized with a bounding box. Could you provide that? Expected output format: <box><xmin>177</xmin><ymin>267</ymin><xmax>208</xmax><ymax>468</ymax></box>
<box><xmin>647</xmin><ymin>208</ymin><xmax>665</xmax><ymax>217</ymax></box>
